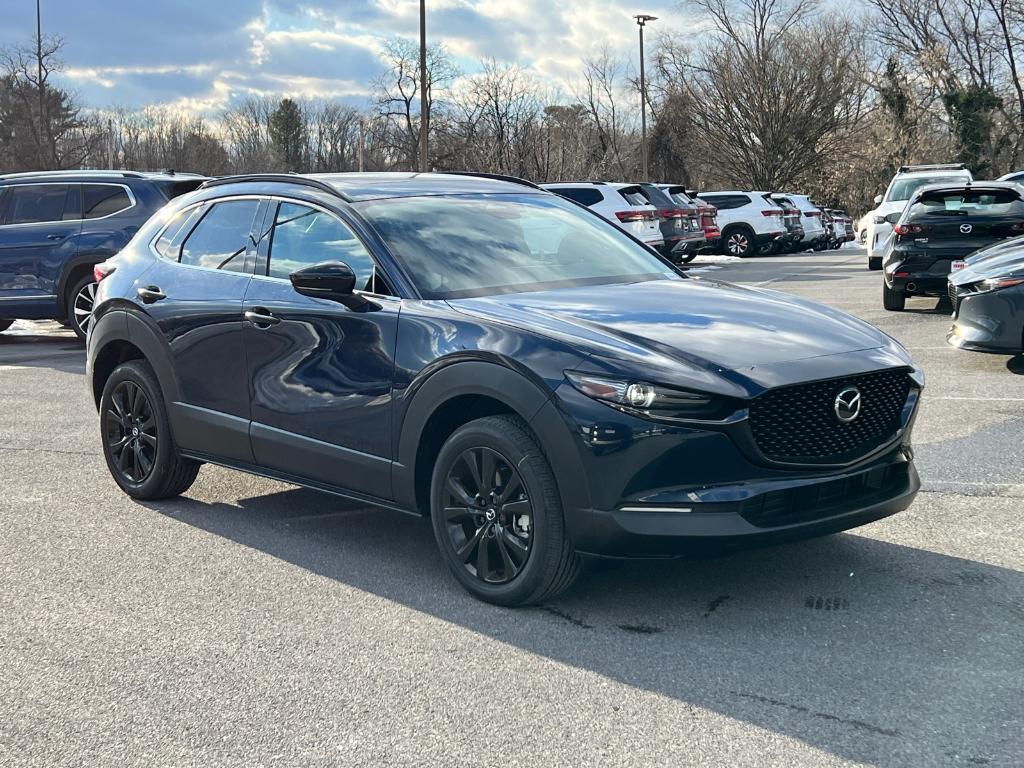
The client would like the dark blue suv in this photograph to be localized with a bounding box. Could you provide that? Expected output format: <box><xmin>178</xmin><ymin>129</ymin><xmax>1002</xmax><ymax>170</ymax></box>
<box><xmin>0</xmin><ymin>170</ymin><xmax>205</xmax><ymax>339</ymax></box>
<box><xmin>86</xmin><ymin>172</ymin><xmax>923</xmax><ymax>605</ymax></box>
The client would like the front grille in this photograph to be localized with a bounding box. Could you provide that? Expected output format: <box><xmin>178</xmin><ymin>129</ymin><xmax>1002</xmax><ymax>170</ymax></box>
<box><xmin>740</xmin><ymin>463</ymin><xmax>910</xmax><ymax>528</ymax></box>
<box><xmin>748</xmin><ymin>370</ymin><xmax>912</xmax><ymax>464</ymax></box>
<box><xmin>949</xmin><ymin>283</ymin><xmax>960</xmax><ymax>315</ymax></box>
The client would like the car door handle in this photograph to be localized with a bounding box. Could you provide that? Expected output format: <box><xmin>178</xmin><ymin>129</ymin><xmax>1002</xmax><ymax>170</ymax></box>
<box><xmin>137</xmin><ymin>285</ymin><xmax>166</xmax><ymax>304</ymax></box>
<box><xmin>47</xmin><ymin>233</ymin><xmax>65</xmax><ymax>240</ymax></box>
<box><xmin>244</xmin><ymin>308</ymin><xmax>280</xmax><ymax>328</ymax></box>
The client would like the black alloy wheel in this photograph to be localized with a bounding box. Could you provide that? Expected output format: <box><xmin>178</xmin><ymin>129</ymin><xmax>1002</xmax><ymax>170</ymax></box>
<box><xmin>99</xmin><ymin>360</ymin><xmax>201</xmax><ymax>499</ymax></box>
<box><xmin>442</xmin><ymin>446</ymin><xmax>533</xmax><ymax>584</ymax></box>
<box><xmin>430</xmin><ymin>415</ymin><xmax>580</xmax><ymax>605</ymax></box>
<box><xmin>104</xmin><ymin>380</ymin><xmax>158</xmax><ymax>484</ymax></box>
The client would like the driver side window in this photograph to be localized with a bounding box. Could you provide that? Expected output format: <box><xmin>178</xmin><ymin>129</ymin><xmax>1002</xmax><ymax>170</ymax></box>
<box><xmin>267</xmin><ymin>202</ymin><xmax>381</xmax><ymax>292</ymax></box>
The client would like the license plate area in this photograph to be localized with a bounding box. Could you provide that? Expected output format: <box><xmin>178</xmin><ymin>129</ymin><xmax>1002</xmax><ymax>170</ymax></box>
<box><xmin>952</xmin><ymin>260</ymin><xmax>967</xmax><ymax>271</ymax></box>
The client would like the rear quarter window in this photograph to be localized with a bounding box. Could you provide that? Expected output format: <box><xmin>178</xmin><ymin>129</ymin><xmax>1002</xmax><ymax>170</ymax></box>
<box><xmin>909</xmin><ymin>189</ymin><xmax>1024</xmax><ymax>218</ymax></box>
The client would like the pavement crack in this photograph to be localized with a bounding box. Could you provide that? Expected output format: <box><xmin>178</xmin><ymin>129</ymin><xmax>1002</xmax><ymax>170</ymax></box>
<box><xmin>730</xmin><ymin>691</ymin><xmax>900</xmax><ymax>737</ymax></box>
<box><xmin>539</xmin><ymin>606</ymin><xmax>593</xmax><ymax>629</ymax></box>
<box><xmin>704</xmin><ymin>594</ymin><xmax>731</xmax><ymax>618</ymax></box>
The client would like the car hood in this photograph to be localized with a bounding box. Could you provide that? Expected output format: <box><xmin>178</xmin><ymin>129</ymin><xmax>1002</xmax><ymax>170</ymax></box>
<box><xmin>952</xmin><ymin>249</ymin><xmax>1024</xmax><ymax>284</ymax></box>
<box><xmin>447</xmin><ymin>278</ymin><xmax>902</xmax><ymax>387</ymax></box>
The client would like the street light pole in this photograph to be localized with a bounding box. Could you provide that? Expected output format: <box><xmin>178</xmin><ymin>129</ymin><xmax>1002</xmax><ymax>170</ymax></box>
<box><xmin>418</xmin><ymin>0</ymin><xmax>428</xmax><ymax>173</ymax></box>
<box><xmin>634</xmin><ymin>13</ymin><xmax>657</xmax><ymax>182</ymax></box>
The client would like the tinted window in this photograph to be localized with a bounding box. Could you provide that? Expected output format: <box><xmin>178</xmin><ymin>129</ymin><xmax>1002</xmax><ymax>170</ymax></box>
<box><xmin>0</xmin><ymin>184</ymin><xmax>77</xmax><ymax>224</ymax></box>
<box><xmin>358</xmin><ymin>193</ymin><xmax>676</xmax><ymax>299</ymax></box>
<box><xmin>83</xmin><ymin>184</ymin><xmax>132</xmax><ymax>219</ymax></box>
<box><xmin>639</xmin><ymin>185</ymin><xmax>674</xmax><ymax>207</ymax></box>
<box><xmin>554</xmin><ymin>188</ymin><xmax>603</xmax><ymax>207</ymax></box>
<box><xmin>700</xmin><ymin>194</ymin><xmax>747</xmax><ymax>210</ymax></box>
<box><xmin>153</xmin><ymin>205</ymin><xmax>205</xmax><ymax>260</ymax></box>
<box><xmin>618</xmin><ymin>187</ymin><xmax>648</xmax><ymax>206</ymax></box>
<box><xmin>268</xmin><ymin>202</ymin><xmax>377</xmax><ymax>290</ymax></box>
<box><xmin>908</xmin><ymin>189</ymin><xmax>1024</xmax><ymax>218</ymax></box>
<box><xmin>180</xmin><ymin>200</ymin><xmax>259</xmax><ymax>272</ymax></box>
<box><xmin>156</xmin><ymin>179</ymin><xmax>206</xmax><ymax>200</ymax></box>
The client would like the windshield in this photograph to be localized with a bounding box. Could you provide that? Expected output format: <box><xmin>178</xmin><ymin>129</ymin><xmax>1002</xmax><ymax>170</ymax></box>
<box><xmin>886</xmin><ymin>175</ymin><xmax>968</xmax><ymax>203</ymax></box>
<box><xmin>357</xmin><ymin>193</ymin><xmax>677</xmax><ymax>299</ymax></box>
<box><xmin>908</xmin><ymin>189</ymin><xmax>1024</xmax><ymax>218</ymax></box>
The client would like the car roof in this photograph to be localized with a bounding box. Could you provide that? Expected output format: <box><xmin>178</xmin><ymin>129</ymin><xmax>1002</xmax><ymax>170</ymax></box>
<box><xmin>911</xmin><ymin>180</ymin><xmax>1022</xmax><ymax>197</ymax></box>
<box><xmin>312</xmin><ymin>172</ymin><xmax>545</xmax><ymax>201</ymax></box>
<box><xmin>0</xmin><ymin>169</ymin><xmax>205</xmax><ymax>184</ymax></box>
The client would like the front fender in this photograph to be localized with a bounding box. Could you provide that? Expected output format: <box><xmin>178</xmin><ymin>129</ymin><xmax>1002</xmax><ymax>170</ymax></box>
<box><xmin>392</xmin><ymin>359</ymin><xmax>592</xmax><ymax>537</ymax></box>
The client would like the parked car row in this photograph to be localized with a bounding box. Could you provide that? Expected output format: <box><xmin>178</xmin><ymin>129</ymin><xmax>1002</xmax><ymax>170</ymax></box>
<box><xmin>543</xmin><ymin>182</ymin><xmax>854</xmax><ymax>261</ymax></box>
<box><xmin>863</xmin><ymin>163</ymin><xmax>1024</xmax><ymax>353</ymax></box>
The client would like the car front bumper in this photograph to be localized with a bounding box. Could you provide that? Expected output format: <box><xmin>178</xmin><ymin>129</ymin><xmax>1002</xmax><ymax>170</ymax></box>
<box><xmin>947</xmin><ymin>282</ymin><xmax>1024</xmax><ymax>353</ymax></box>
<box><xmin>551</xmin><ymin>373</ymin><xmax>922</xmax><ymax>558</ymax></box>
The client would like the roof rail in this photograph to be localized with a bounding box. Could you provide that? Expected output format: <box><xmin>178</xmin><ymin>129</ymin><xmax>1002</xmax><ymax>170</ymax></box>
<box><xmin>897</xmin><ymin>163</ymin><xmax>968</xmax><ymax>173</ymax></box>
<box><xmin>439</xmin><ymin>171</ymin><xmax>543</xmax><ymax>190</ymax></box>
<box><xmin>199</xmin><ymin>173</ymin><xmax>351</xmax><ymax>201</ymax></box>
<box><xmin>0</xmin><ymin>169</ymin><xmax>146</xmax><ymax>180</ymax></box>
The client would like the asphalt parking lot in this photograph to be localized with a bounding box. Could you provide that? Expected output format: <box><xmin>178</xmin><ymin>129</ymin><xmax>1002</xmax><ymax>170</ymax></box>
<box><xmin>1</xmin><ymin>247</ymin><xmax>1022</xmax><ymax>767</ymax></box>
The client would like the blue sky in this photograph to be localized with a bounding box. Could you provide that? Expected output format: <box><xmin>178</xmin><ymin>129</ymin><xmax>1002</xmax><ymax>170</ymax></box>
<box><xmin>0</xmin><ymin>0</ymin><xmax>691</xmax><ymax>114</ymax></box>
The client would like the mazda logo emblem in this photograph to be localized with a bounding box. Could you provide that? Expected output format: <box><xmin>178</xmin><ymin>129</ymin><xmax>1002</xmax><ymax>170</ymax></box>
<box><xmin>834</xmin><ymin>386</ymin><xmax>862</xmax><ymax>423</ymax></box>
<box><xmin>960</xmin><ymin>223</ymin><xmax>973</xmax><ymax>234</ymax></box>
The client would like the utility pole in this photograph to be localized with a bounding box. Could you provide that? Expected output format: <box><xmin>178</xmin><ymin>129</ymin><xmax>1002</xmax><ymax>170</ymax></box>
<box><xmin>36</xmin><ymin>0</ymin><xmax>51</xmax><ymax>168</ymax></box>
<box><xmin>358</xmin><ymin>117</ymin><xmax>365</xmax><ymax>173</ymax></box>
<box><xmin>634</xmin><ymin>14</ymin><xmax>657</xmax><ymax>182</ymax></box>
<box><xmin>418</xmin><ymin>0</ymin><xmax>428</xmax><ymax>173</ymax></box>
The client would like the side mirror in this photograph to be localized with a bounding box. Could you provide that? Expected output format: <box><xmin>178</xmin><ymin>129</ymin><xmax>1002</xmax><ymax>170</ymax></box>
<box><xmin>884</xmin><ymin>212</ymin><xmax>902</xmax><ymax>225</ymax></box>
<box><xmin>290</xmin><ymin>261</ymin><xmax>356</xmax><ymax>300</ymax></box>
<box><xmin>874</xmin><ymin>194</ymin><xmax>883</xmax><ymax>205</ymax></box>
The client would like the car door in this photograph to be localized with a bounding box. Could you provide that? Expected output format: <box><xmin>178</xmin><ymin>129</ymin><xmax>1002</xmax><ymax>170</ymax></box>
<box><xmin>0</xmin><ymin>183</ymin><xmax>81</xmax><ymax>302</ymax></box>
<box><xmin>242</xmin><ymin>198</ymin><xmax>400</xmax><ymax>500</ymax></box>
<box><xmin>140</xmin><ymin>197</ymin><xmax>261</xmax><ymax>463</ymax></box>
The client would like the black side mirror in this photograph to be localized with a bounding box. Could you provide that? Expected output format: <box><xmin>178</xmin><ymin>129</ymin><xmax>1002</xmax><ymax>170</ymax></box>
<box><xmin>290</xmin><ymin>261</ymin><xmax>374</xmax><ymax>310</ymax></box>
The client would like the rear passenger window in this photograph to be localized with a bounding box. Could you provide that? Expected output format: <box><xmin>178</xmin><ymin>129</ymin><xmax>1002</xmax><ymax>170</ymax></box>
<box><xmin>0</xmin><ymin>184</ymin><xmax>78</xmax><ymax>224</ymax></box>
<box><xmin>153</xmin><ymin>205</ymin><xmax>204</xmax><ymax>260</ymax></box>
<box><xmin>556</xmin><ymin>188</ymin><xmax>603</xmax><ymax>207</ymax></box>
<box><xmin>83</xmin><ymin>185</ymin><xmax>133</xmax><ymax>219</ymax></box>
<box><xmin>180</xmin><ymin>200</ymin><xmax>259</xmax><ymax>272</ymax></box>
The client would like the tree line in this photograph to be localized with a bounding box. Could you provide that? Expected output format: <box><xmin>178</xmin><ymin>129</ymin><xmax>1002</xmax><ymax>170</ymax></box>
<box><xmin>2</xmin><ymin>0</ymin><xmax>1023</xmax><ymax>215</ymax></box>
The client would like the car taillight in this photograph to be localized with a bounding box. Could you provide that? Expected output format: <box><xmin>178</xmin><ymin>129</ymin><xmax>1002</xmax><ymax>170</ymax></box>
<box><xmin>807</xmin><ymin>211</ymin><xmax>821</xmax><ymax>218</ymax></box>
<box><xmin>894</xmin><ymin>224</ymin><xmax>924</xmax><ymax>236</ymax></box>
<box><xmin>761</xmin><ymin>209</ymin><xmax>783</xmax><ymax>217</ymax></box>
<box><xmin>93</xmin><ymin>262</ymin><xmax>116</xmax><ymax>282</ymax></box>
<box><xmin>658</xmin><ymin>208</ymin><xmax>686</xmax><ymax>219</ymax></box>
<box><xmin>616</xmin><ymin>210</ymin><xmax>654</xmax><ymax>222</ymax></box>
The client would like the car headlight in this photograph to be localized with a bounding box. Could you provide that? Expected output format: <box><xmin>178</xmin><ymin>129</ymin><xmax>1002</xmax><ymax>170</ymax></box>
<box><xmin>979</xmin><ymin>276</ymin><xmax>1024</xmax><ymax>292</ymax></box>
<box><xmin>565</xmin><ymin>372</ymin><xmax>734</xmax><ymax>421</ymax></box>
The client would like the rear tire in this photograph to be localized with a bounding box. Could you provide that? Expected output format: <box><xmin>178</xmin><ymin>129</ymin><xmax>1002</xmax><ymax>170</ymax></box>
<box><xmin>882</xmin><ymin>282</ymin><xmax>906</xmax><ymax>311</ymax></box>
<box><xmin>0</xmin><ymin>319</ymin><xmax>12</xmax><ymax>334</ymax></box>
<box><xmin>722</xmin><ymin>227</ymin><xmax>755</xmax><ymax>258</ymax></box>
<box><xmin>430</xmin><ymin>414</ymin><xmax>580</xmax><ymax>606</ymax></box>
<box><xmin>66</xmin><ymin>274</ymin><xmax>98</xmax><ymax>340</ymax></box>
<box><xmin>868</xmin><ymin>256</ymin><xmax>882</xmax><ymax>271</ymax></box>
<box><xmin>100</xmin><ymin>360</ymin><xmax>200</xmax><ymax>500</ymax></box>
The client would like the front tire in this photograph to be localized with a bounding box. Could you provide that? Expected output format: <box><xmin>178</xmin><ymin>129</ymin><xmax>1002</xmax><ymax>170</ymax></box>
<box><xmin>67</xmin><ymin>274</ymin><xmax>98</xmax><ymax>340</ymax></box>
<box><xmin>868</xmin><ymin>256</ymin><xmax>882</xmax><ymax>271</ymax></box>
<box><xmin>100</xmin><ymin>360</ymin><xmax>200</xmax><ymax>499</ymax></box>
<box><xmin>882</xmin><ymin>282</ymin><xmax>906</xmax><ymax>311</ymax></box>
<box><xmin>430</xmin><ymin>415</ymin><xmax>580</xmax><ymax>606</ymax></box>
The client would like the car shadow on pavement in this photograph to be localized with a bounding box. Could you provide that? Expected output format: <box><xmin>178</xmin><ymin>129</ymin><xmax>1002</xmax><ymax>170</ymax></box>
<box><xmin>1006</xmin><ymin>355</ymin><xmax>1024</xmax><ymax>375</ymax></box>
<box><xmin>143</xmin><ymin>485</ymin><xmax>1022</xmax><ymax>767</ymax></box>
<box><xmin>0</xmin><ymin>333</ymin><xmax>85</xmax><ymax>373</ymax></box>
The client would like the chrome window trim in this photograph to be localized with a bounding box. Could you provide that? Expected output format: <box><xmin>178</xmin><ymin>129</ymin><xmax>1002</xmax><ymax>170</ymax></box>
<box><xmin>0</xmin><ymin>294</ymin><xmax>58</xmax><ymax>301</ymax></box>
<box><xmin>0</xmin><ymin>181</ymin><xmax>137</xmax><ymax>228</ymax></box>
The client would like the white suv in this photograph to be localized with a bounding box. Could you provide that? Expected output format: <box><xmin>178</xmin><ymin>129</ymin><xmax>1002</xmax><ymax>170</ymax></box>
<box><xmin>696</xmin><ymin>191</ymin><xmax>786</xmax><ymax>257</ymax></box>
<box><xmin>542</xmin><ymin>182</ymin><xmax>664</xmax><ymax>249</ymax></box>
<box><xmin>865</xmin><ymin>164</ymin><xmax>972</xmax><ymax>270</ymax></box>
<box><xmin>782</xmin><ymin>193</ymin><xmax>827</xmax><ymax>251</ymax></box>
